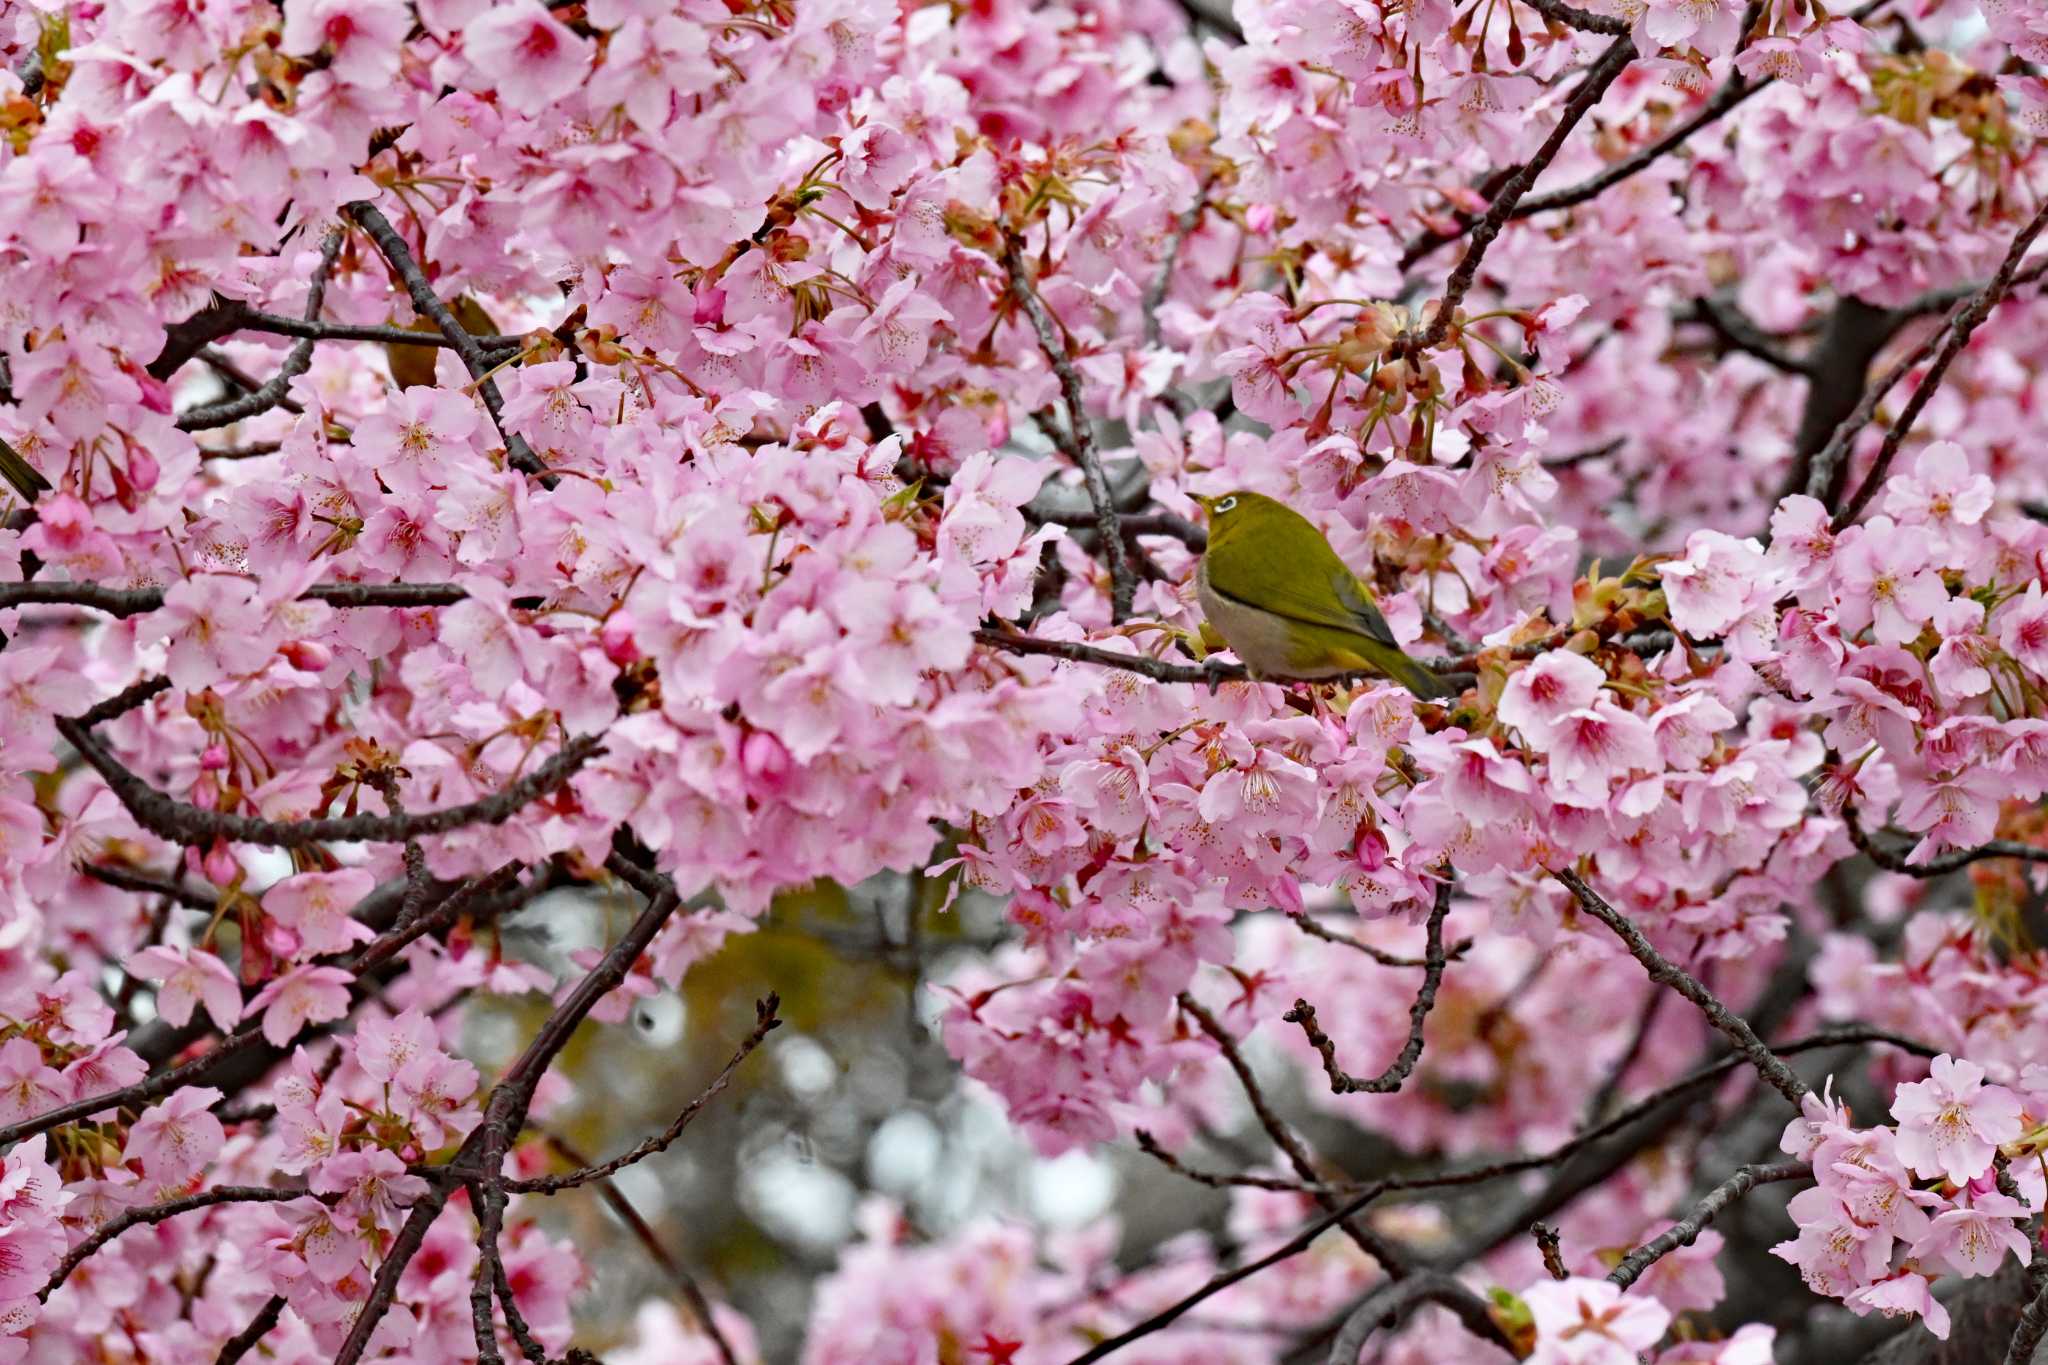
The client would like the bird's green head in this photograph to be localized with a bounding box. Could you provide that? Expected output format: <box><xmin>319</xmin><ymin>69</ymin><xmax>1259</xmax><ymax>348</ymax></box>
<box><xmin>1194</xmin><ymin>490</ymin><xmax>1292</xmax><ymax>550</ymax></box>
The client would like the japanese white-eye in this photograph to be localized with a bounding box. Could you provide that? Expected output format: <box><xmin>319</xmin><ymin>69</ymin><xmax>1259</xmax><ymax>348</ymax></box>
<box><xmin>1194</xmin><ymin>490</ymin><xmax>1453</xmax><ymax>699</ymax></box>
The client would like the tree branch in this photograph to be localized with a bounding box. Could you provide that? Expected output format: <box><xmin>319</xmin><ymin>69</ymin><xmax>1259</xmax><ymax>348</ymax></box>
<box><xmin>1831</xmin><ymin>198</ymin><xmax>2048</xmax><ymax>529</ymax></box>
<box><xmin>41</xmin><ymin>1186</ymin><xmax>306</xmax><ymax>1300</ymax></box>
<box><xmin>175</xmin><ymin>231</ymin><xmax>343</xmax><ymax>432</ymax></box>
<box><xmin>1001</xmin><ymin>237</ymin><xmax>1135</xmax><ymax>622</ymax></box>
<box><xmin>1607</xmin><ymin>1161</ymin><xmax>1807</xmax><ymax>1289</ymax></box>
<box><xmin>1397</xmin><ymin>40</ymin><xmax>1634</xmax><ymax>320</ymax></box>
<box><xmin>1554</xmin><ymin>870</ymin><xmax>1808</xmax><ymax>1103</ymax></box>
<box><xmin>1179</xmin><ymin>993</ymin><xmax>1411</xmax><ymax>1275</ymax></box>
<box><xmin>57</xmin><ymin>701</ymin><xmax>600</xmax><ymax>849</ymax></box>
<box><xmin>509</xmin><ymin>993</ymin><xmax>781</xmax><ymax>1194</ymax></box>
<box><xmin>345</xmin><ymin>202</ymin><xmax>547</xmax><ymax>478</ymax></box>
<box><xmin>0</xmin><ymin>579</ymin><xmax>468</xmax><ymax>617</ymax></box>
<box><xmin>1284</xmin><ymin>879</ymin><xmax>1452</xmax><ymax>1095</ymax></box>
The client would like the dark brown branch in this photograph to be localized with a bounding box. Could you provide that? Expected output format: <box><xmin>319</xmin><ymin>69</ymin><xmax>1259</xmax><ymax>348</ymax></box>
<box><xmin>352</xmin><ymin>858</ymin><xmax>683</xmax><ymax>1365</ymax></box>
<box><xmin>1397</xmin><ymin>40</ymin><xmax>1633</xmax><ymax>328</ymax></box>
<box><xmin>1323</xmin><ymin>1271</ymin><xmax>1520</xmax><ymax>1365</ymax></box>
<box><xmin>57</xmin><ymin>703</ymin><xmax>600</xmax><ymax>849</ymax></box>
<box><xmin>1690</xmin><ymin>293</ymin><xmax>1810</xmax><ymax>375</ymax></box>
<box><xmin>541</xmin><ymin>1132</ymin><xmax>741</xmax><ymax>1365</ymax></box>
<box><xmin>1607</xmin><ymin>1161</ymin><xmax>1807</xmax><ymax>1289</ymax></box>
<box><xmin>1831</xmin><ymin>198</ymin><xmax>2048</xmax><ymax>529</ymax></box>
<box><xmin>1179</xmin><ymin>994</ymin><xmax>1410</xmax><ymax>1276</ymax></box>
<box><xmin>0</xmin><ymin>578</ymin><xmax>468</xmax><ymax>618</ymax></box>
<box><xmin>1134</xmin><ymin>1130</ymin><xmax>1342</xmax><ymax>1193</ymax></box>
<box><xmin>0</xmin><ymin>866</ymin><xmax>518</xmax><ymax>1149</ymax></box>
<box><xmin>1293</xmin><ymin>913</ymin><xmax>1473</xmax><ymax>969</ymax></box>
<box><xmin>41</xmin><ymin>1186</ymin><xmax>305</xmax><ymax>1300</ymax></box>
<box><xmin>1001</xmin><ymin>237</ymin><xmax>1135</xmax><ymax>622</ymax></box>
<box><xmin>2002</xmin><ymin>1255</ymin><xmax>2048</xmax><ymax>1364</ymax></box>
<box><xmin>510</xmin><ymin>993</ymin><xmax>781</xmax><ymax>1193</ymax></box>
<box><xmin>346</xmin><ymin>203</ymin><xmax>546</xmax><ymax>477</ymax></box>
<box><xmin>1554</xmin><ymin>870</ymin><xmax>1808</xmax><ymax>1103</ymax></box>
<box><xmin>214</xmin><ymin>1295</ymin><xmax>287</xmax><ymax>1365</ymax></box>
<box><xmin>175</xmin><ymin>231</ymin><xmax>343</xmax><ymax>432</ymax></box>
<box><xmin>1846</xmin><ymin>807</ymin><xmax>2048</xmax><ymax>875</ymax></box>
<box><xmin>237</xmin><ymin>312</ymin><xmax>527</xmax><ymax>352</ymax></box>
<box><xmin>81</xmin><ymin>861</ymin><xmax>217</xmax><ymax>910</ymax></box>
<box><xmin>150</xmin><ymin>299</ymin><xmax>252</xmax><ymax>382</ymax></box>
<box><xmin>1284</xmin><ymin>880</ymin><xmax>1452</xmax><ymax>1095</ymax></box>
<box><xmin>1061</xmin><ymin>1183</ymin><xmax>1391</xmax><ymax>1365</ymax></box>
<box><xmin>332</xmin><ymin>1188</ymin><xmax>453</xmax><ymax>1365</ymax></box>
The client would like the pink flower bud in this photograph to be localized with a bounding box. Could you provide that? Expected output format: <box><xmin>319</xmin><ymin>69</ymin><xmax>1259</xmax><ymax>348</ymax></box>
<box><xmin>741</xmin><ymin>729</ymin><xmax>792</xmax><ymax>796</ymax></box>
<box><xmin>600</xmin><ymin>612</ymin><xmax>639</xmax><ymax>665</ymax></box>
<box><xmin>199</xmin><ymin>743</ymin><xmax>229</xmax><ymax>772</ymax></box>
<box><xmin>199</xmin><ymin>840</ymin><xmax>239</xmax><ymax>887</ymax></box>
<box><xmin>126</xmin><ymin>445</ymin><xmax>159</xmax><ymax>491</ymax></box>
<box><xmin>692</xmin><ymin>285</ymin><xmax>727</xmax><ymax>327</ymax></box>
<box><xmin>280</xmin><ymin>640</ymin><xmax>333</xmax><ymax>671</ymax></box>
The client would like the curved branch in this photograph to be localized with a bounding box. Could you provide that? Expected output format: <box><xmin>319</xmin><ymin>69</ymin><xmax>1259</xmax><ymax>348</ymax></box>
<box><xmin>56</xmin><ymin>705</ymin><xmax>601</xmax><ymax>850</ymax></box>
<box><xmin>1831</xmin><ymin>198</ymin><xmax>2048</xmax><ymax>529</ymax></box>
<box><xmin>1002</xmin><ymin>237</ymin><xmax>1135</xmax><ymax>621</ymax></box>
<box><xmin>175</xmin><ymin>231</ymin><xmax>343</xmax><ymax>432</ymax></box>
<box><xmin>510</xmin><ymin>993</ymin><xmax>782</xmax><ymax>1194</ymax></box>
<box><xmin>1607</xmin><ymin>1161</ymin><xmax>1807</xmax><ymax>1289</ymax></box>
<box><xmin>1846</xmin><ymin>808</ymin><xmax>2048</xmax><ymax>876</ymax></box>
<box><xmin>1285</xmin><ymin>879</ymin><xmax>1452</xmax><ymax>1095</ymax></box>
<box><xmin>41</xmin><ymin>1186</ymin><xmax>305</xmax><ymax>1300</ymax></box>
<box><xmin>1554</xmin><ymin>870</ymin><xmax>1808</xmax><ymax>1103</ymax></box>
<box><xmin>1399</xmin><ymin>39</ymin><xmax>1634</xmax><ymax>340</ymax></box>
<box><xmin>346</xmin><ymin>202</ymin><xmax>547</xmax><ymax>478</ymax></box>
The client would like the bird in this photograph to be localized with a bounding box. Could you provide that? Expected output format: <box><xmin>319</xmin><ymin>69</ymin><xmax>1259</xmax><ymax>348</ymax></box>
<box><xmin>384</xmin><ymin>294</ymin><xmax>500</xmax><ymax>390</ymax></box>
<box><xmin>1194</xmin><ymin>489</ymin><xmax>1454</xmax><ymax>699</ymax></box>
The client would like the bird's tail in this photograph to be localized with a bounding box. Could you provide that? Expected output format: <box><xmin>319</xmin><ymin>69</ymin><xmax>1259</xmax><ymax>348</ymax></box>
<box><xmin>1380</xmin><ymin>649</ymin><xmax>1458</xmax><ymax>701</ymax></box>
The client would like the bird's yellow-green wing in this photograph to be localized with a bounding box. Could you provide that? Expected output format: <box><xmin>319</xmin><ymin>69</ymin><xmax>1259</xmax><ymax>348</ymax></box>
<box><xmin>1203</xmin><ymin>510</ymin><xmax>1399</xmax><ymax>647</ymax></box>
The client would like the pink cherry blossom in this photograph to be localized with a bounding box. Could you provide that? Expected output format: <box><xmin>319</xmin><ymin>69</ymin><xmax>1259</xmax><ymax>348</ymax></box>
<box><xmin>1890</xmin><ymin>1055</ymin><xmax>2024</xmax><ymax>1184</ymax></box>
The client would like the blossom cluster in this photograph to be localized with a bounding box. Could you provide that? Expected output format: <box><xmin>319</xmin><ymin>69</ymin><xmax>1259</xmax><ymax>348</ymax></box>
<box><xmin>0</xmin><ymin>0</ymin><xmax>2039</xmax><ymax>1354</ymax></box>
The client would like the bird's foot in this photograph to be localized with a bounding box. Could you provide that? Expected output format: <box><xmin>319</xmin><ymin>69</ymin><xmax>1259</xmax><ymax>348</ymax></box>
<box><xmin>1202</xmin><ymin>657</ymin><xmax>1235</xmax><ymax>696</ymax></box>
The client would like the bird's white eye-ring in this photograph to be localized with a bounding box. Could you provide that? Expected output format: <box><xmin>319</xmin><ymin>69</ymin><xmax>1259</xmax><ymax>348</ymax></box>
<box><xmin>1214</xmin><ymin>495</ymin><xmax>1238</xmax><ymax>513</ymax></box>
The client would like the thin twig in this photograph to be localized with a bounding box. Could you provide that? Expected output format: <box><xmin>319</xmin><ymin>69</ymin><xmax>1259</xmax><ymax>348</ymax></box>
<box><xmin>176</xmin><ymin>231</ymin><xmax>343</xmax><ymax>432</ymax></box>
<box><xmin>1554</xmin><ymin>870</ymin><xmax>1807</xmax><ymax>1103</ymax></box>
<box><xmin>57</xmin><ymin>706</ymin><xmax>600</xmax><ymax>850</ymax></box>
<box><xmin>1831</xmin><ymin>198</ymin><xmax>2048</xmax><ymax>529</ymax></box>
<box><xmin>41</xmin><ymin>1186</ymin><xmax>305</xmax><ymax>1300</ymax></box>
<box><xmin>1001</xmin><ymin>237</ymin><xmax>1134</xmax><ymax>621</ymax></box>
<box><xmin>511</xmin><ymin>994</ymin><xmax>781</xmax><ymax>1193</ymax></box>
<box><xmin>1284</xmin><ymin>880</ymin><xmax>1453</xmax><ymax>1095</ymax></box>
<box><xmin>1179</xmin><ymin>994</ymin><xmax>1410</xmax><ymax>1275</ymax></box>
<box><xmin>542</xmin><ymin>1132</ymin><xmax>742</xmax><ymax>1365</ymax></box>
<box><xmin>1061</xmin><ymin>1183</ymin><xmax>1391</xmax><ymax>1365</ymax></box>
<box><xmin>1607</xmin><ymin>1161</ymin><xmax>1807</xmax><ymax>1289</ymax></box>
<box><xmin>1399</xmin><ymin>40</ymin><xmax>1634</xmax><ymax>345</ymax></box>
<box><xmin>1293</xmin><ymin>913</ymin><xmax>1473</xmax><ymax>969</ymax></box>
<box><xmin>346</xmin><ymin>203</ymin><xmax>546</xmax><ymax>477</ymax></box>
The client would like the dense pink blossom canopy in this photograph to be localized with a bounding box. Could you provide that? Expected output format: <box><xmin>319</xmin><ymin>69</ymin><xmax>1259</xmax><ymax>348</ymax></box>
<box><xmin>0</xmin><ymin>0</ymin><xmax>2044</xmax><ymax>1358</ymax></box>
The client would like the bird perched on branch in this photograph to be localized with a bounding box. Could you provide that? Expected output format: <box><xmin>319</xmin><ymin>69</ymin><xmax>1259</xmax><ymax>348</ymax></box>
<box><xmin>1194</xmin><ymin>490</ymin><xmax>1454</xmax><ymax>699</ymax></box>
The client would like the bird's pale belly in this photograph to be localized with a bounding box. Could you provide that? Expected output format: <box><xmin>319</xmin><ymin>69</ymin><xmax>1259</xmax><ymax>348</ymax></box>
<box><xmin>1196</xmin><ymin>563</ymin><xmax>1350</xmax><ymax>680</ymax></box>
